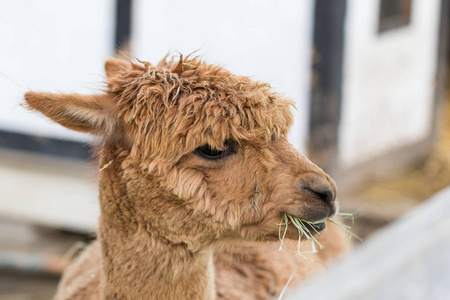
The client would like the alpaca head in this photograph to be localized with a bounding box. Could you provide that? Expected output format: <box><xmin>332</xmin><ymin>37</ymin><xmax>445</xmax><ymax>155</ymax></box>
<box><xmin>25</xmin><ymin>55</ymin><xmax>337</xmax><ymax>251</ymax></box>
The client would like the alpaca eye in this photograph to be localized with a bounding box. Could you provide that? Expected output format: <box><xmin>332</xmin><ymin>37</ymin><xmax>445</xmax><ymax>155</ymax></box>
<box><xmin>195</xmin><ymin>141</ymin><xmax>236</xmax><ymax>160</ymax></box>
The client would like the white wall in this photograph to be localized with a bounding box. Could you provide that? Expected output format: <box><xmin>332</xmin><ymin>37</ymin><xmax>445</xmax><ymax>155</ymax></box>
<box><xmin>339</xmin><ymin>0</ymin><xmax>441</xmax><ymax>168</ymax></box>
<box><xmin>0</xmin><ymin>0</ymin><xmax>314</xmax><ymax>152</ymax></box>
<box><xmin>0</xmin><ymin>0</ymin><xmax>115</xmax><ymax>142</ymax></box>
<box><xmin>132</xmin><ymin>0</ymin><xmax>315</xmax><ymax>153</ymax></box>
<box><xmin>0</xmin><ymin>0</ymin><xmax>115</xmax><ymax>232</ymax></box>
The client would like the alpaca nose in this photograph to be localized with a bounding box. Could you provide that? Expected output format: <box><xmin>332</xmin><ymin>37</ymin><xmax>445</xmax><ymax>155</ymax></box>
<box><xmin>302</xmin><ymin>175</ymin><xmax>337</xmax><ymax>206</ymax></box>
<box><xmin>305</xmin><ymin>186</ymin><xmax>335</xmax><ymax>206</ymax></box>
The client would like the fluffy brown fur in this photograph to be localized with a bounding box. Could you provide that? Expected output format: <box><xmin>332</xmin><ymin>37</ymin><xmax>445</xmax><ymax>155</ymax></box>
<box><xmin>25</xmin><ymin>55</ymin><xmax>347</xmax><ymax>300</ymax></box>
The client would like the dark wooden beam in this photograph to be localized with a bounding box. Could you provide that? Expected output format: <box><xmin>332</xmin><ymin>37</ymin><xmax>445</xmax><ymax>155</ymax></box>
<box><xmin>308</xmin><ymin>0</ymin><xmax>347</xmax><ymax>174</ymax></box>
<box><xmin>114</xmin><ymin>0</ymin><xmax>133</xmax><ymax>53</ymax></box>
<box><xmin>0</xmin><ymin>130</ymin><xmax>91</xmax><ymax>160</ymax></box>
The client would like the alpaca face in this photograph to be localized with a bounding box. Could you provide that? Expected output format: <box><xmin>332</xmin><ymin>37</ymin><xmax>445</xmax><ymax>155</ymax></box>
<box><xmin>25</xmin><ymin>56</ymin><xmax>337</xmax><ymax>249</ymax></box>
<box><xmin>169</xmin><ymin>136</ymin><xmax>337</xmax><ymax>243</ymax></box>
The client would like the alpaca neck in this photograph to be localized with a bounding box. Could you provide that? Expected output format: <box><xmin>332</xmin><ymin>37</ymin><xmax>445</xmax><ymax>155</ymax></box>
<box><xmin>99</xmin><ymin>227</ymin><xmax>215</xmax><ymax>299</ymax></box>
<box><xmin>97</xmin><ymin>157</ymin><xmax>215</xmax><ymax>300</ymax></box>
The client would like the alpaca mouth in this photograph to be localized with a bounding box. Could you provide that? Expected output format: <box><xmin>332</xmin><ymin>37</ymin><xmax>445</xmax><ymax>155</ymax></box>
<box><xmin>282</xmin><ymin>213</ymin><xmax>327</xmax><ymax>234</ymax></box>
<box><xmin>305</xmin><ymin>220</ymin><xmax>326</xmax><ymax>233</ymax></box>
<box><xmin>272</xmin><ymin>213</ymin><xmax>327</xmax><ymax>243</ymax></box>
<box><xmin>280</xmin><ymin>206</ymin><xmax>331</xmax><ymax>226</ymax></box>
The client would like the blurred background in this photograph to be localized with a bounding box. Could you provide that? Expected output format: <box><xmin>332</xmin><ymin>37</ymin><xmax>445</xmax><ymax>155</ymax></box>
<box><xmin>0</xmin><ymin>0</ymin><xmax>448</xmax><ymax>299</ymax></box>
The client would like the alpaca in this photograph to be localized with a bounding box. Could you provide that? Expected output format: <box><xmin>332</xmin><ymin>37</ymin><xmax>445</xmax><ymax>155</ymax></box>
<box><xmin>25</xmin><ymin>55</ymin><xmax>347</xmax><ymax>300</ymax></box>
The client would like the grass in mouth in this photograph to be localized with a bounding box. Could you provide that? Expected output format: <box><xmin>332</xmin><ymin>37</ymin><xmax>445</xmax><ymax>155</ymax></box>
<box><xmin>277</xmin><ymin>212</ymin><xmax>362</xmax><ymax>300</ymax></box>
<box><xmin>278</xmin><ymin>212</ymin><xmax>362</xmax><ymax>255</ymax></box>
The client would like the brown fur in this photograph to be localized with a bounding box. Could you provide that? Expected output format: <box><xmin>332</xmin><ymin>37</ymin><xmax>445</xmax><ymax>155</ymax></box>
<box><xmin>24</xmin><ymin>55</ymin><xmax>347</xmax><ymax>300</ymax></box>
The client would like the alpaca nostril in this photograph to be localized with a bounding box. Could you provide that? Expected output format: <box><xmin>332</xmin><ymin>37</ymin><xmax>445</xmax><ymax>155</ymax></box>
<box><xmin>305</xmin><ymin>187</ymin><xmax>335</xmax><ymax>206</ymax></box>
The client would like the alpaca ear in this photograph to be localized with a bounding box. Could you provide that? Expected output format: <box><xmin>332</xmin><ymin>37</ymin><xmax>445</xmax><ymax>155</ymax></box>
<box><xmin>105</xmin><ymin>58</ymin><xmax>132</xmax><ymax>79</ymax></box>
<box><xmin>24</xmin><ymin>92</ymin><xmax>116</xmax><ymax>135</ymax></box>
